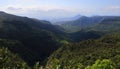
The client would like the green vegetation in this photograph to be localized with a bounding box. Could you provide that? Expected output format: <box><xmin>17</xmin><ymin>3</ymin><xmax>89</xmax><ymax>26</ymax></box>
<box><xmin>58</xmin><ymin>16</ymin><xmax>120</xmax><ymax>33</ymax></box>
<box><xmin>85</xmin><ymin>59</ymin><xmax>116</xmax><ymax>69</ymax></box>
<box><xmin>0</xmin><ymin>12</ymin><xmax>67</xmax><ymax>66</ymax></box>
<box><xmin>0</xmin><ymin>47</ymin><xmax>30</xmax><ymax>69</ymax></box>
<box><xmin>0</xmin><ymin>12</ymin><xmax>120</xmax><ymax>69</ymax></box>
<box><xmin>87</xmin><ymin>17</ymin><xmax>120</xmax><ymax>33</ymax></box>
<box><xmin>58</xmin><ymin>16</ymin><xmax>103</xmax><ymax>33</ymax></box>
<box><xmin>69</xmin><ymin>30</ymin><xmax>102</xmax><ymax>42</ymax></box>
<box><xmin>47</xmin><ymin>34</ymin><xmax>120</xmax><ymax>69</ymax></box>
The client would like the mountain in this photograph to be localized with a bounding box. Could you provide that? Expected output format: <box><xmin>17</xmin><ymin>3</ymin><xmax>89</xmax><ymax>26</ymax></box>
<box><xmin>45</xmin><ymin>16</ymin><xmax>120</xmax><ymax>68</ymax></box>
<box><xmin>0</xmin><ymin>11</ymin><xmax>66</xmax><ymax>66</ymax></box>
<box><xmin>86</xmin><ymin>16</ymin><xmax>120</xmax><ymax>33</ymax></box>
<box><xmin>1</xmin><ymin>11</ymin><xmax>120</xmax><ymax>68</ymax></box>
<box><xmin>67</xmin><ymin>16</ymin><xmax>120</xmax><ymax>42</ymax></box>
<box><xmin>46</xmin><ymin>33</ymin><xmax>120</xmax><ymax>69</ymax></box>
<box><xmin>57</xmin><ymin>16</ymin><xmax>104</xmax><ymax>32</ymax></box>
<box><xmin>56</xmin><ymin>16</ymin><xmax>120</xmax><ymax>33</ymax></box>
<box><xmin>51</xmin><ymin>15</ymin><xmax>82</xmax><ymax>24</ymax></box>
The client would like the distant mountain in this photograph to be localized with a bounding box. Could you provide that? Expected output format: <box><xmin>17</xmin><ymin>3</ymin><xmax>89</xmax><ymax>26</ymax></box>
<box><xmin>66</xmin><ymin>16</ymin><xmax>120</xmax><ymax>42</ymax></box>
<box><xmin>86</xmin><ymin>16</ymin><xmax>120</xmax><ymax>33</ymax></box>
<box><xmin>56</xmin><ymin>16</ymin><xmax>120</xmax><ymax>33</ymax></box>
<box><xmin>51</xmin><ymin>14</ymin><xmax>82</xmax><ymax>24</ymax></box>
<box><xmin>57</xmin><ymin>16</ymin><xmax>104</xmax><ymax>32</ymax></box>
<box><xmin>0</xmin><ymin>11</ymin><xmax>66</xmax><ymax>66</ymax></box>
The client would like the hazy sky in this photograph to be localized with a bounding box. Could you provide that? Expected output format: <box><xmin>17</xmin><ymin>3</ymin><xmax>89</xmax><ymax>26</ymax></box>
<box><xmin>0</xmin><ymin>0</ymin><xmax>120</xmax><ymax>20</ymax></box>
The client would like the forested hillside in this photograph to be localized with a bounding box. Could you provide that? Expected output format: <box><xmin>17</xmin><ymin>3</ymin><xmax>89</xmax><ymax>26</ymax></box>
<box><xmin>57</xmin><ymin>16</ymin><xmax>104</xmax><ymax>32</ymax></box>
<box><xmin>86</xmin><ymin>16</ymin><xmax>120</xmax><ymax>33</ymax></box>
<box><xmin>47</xmin><ymin>33</ymin><xmax>120</xmax><ymax>69</ymax></box>
<box><xmin>57</xmin><ymin>16</ymin><xmax>120</xmax><ymax>33</ymax></box>
<box><xmin>0</xmin><ymin>11</ymin><xmax>120</xmax><ymax>69</ymax></box>
<box><xmin>0</xmin><ymin>47</ymin><xmax>30</xmax><ymax>69</ymax></box>
<box><xmin>0</xmin><ymin>11</ymin><xmax>67</xmax><ymax>66</ymax></box>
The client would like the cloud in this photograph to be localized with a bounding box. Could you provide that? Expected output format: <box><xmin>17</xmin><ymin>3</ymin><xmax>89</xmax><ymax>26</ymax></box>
<box><xmin>0</xmin><ymin>5</ymin><xmax>25</xmax><ymax>13</ymax></box>
<box><xmin>96</xmin><ymin>6</ymin><xmax>120</xmax><ymax>16</ymax></box>
<box><xmin>0</xmin><ymin>5</ymin><xmax>79</xmax><ymax>19</ymax></box>
<box><xmin>0</xmin><ymin>5</ymin><xmax>96</xmax><ymax>21</ymax></box>
<box><xmin>1</xmin><ymin>4</ymin><xmax>120</xmax><ymax>21</ymax></box>
<box><xmin>7</xmin><ymin>7</ymin><xmax>22</xmax><ymax>11</ymax></box>
<box><xmin>103</xmin><ymin>6</ymin><xmax>120</xmax><ymax>13</ymax></box>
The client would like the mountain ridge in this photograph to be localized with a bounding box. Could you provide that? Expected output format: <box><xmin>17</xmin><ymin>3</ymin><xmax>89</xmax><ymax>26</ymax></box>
<box><xmin>55</xmin><ymin>16</ymin><xmax>120</xmax><ymax>33</ymax></box>
<box><xmin>0</xmin><ymin>11</ymin><xmax>66</xmax><ymax>66</ymax></box>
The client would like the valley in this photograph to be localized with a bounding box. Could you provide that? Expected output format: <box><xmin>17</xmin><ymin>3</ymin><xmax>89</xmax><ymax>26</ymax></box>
<box><xmin>0</xmin><ymin>11</ymin><xmax>120</xmax><ymax>69</ymax></box>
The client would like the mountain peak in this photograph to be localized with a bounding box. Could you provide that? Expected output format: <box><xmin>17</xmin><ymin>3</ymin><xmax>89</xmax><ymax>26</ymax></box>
<box><xmin>74</xmin><ymin>14</ymin><xmax>82</xmax><ymax>18</ymax></box>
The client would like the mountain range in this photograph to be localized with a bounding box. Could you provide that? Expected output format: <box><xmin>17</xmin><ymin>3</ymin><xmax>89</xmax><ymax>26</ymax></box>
<box><xmin>55</xmin><ymin>15</ymin><xmax>120</xmax><ymax>33</ymax></box>
<box><xmin>52</xmin><ymin>15</ymin><xmax>82</xmax><ymax>24</ymax></box>
<box><xmin>0</xmin><ymin>11</ymin><xmax>120</xmax><ymax>69</ymax></box>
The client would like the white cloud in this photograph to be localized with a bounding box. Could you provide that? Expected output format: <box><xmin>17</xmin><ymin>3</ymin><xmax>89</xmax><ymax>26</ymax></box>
<box><xmin>97</xmin><ymin>6</ymin><xmax>120</xmax><ymax>16</ymax></box>
<box><xmin>1</xmin><ymin>4</ymin><xmax>120</xmax><ymax>21</ymax></box>
<box><xmin>0</xmin><ymin>5</ymin><xmax>79</xmax><ymax>19</ymax></box>
<box><xmin>7</xmin><ymin>7</ymin><xmax>23</xmax><ymax>11</ymax></box>
<box><xmin>103</xmin><ymin>6</ymin><xmax>120</xmax><ymax>13</ymax></box>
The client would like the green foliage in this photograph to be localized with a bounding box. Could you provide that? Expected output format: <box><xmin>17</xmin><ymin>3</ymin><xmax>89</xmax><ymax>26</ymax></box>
<box><xmin>85</xmin><ymin>59</ymin><xmax>116</xmax><ymax>69</ymax></box>
<box><xmin>69</xmin><ymin>30</ymin><xmax>102</xmax><ymax>42</ymax></box>
<box><xmin>33</xmin><ymin>62</ymin><xmax>40</xmax><ymax>69</ymax></box>
<box><xmin>46</xmin><ymin>58</ymin><xmax>84</xmax><ymax>69</ymax></box>
<box><xmin>0</xmin><ymin>11</ymin><xmax>120</xmax><ymax>69</ymax></box>
<box><xmin>47</xmin><ymin>34</ymin><xmax>120</xmax><ymax>69</ymax></box>
<box><xmin>0</xmin><ymin>12</ymin><xmax>67</xmax><ymax>66</ymax></box>
<box><xmin>52</xmin><ymin>58</ymin><xmax>60</xmax><ymax>69</ymax></box>
<box><xmin>60</xmin><ymin>40</ymin><xmax>69</xmax><ymax>45</ymax></box>
<box><xmin>0</xmin><ymin>47</ymin><xmax>30</xmax><ymax>69</ymax></box>
<box><xmin>46</xmin><ymin>58</ymin><xmax>60</xmax><ymax>69</ymax></box>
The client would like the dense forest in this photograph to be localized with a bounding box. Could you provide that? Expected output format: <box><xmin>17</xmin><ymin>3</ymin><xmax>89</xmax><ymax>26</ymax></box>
<box><xmin>0</xmin><ymin>11</ymin><xmax>120</xmax><ymax>69</ymax></box>
<box><xmin>47</xmin><ymin>33</ymin><xmax>120</xmax><ymax>69</ymax></box>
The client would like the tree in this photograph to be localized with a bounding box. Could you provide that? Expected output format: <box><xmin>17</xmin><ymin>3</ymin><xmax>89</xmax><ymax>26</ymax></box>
<box><xmin>85</xmin><ymin>59</ymin><xmax>116</xmax><ymax>69</ymax></box>
<box><xmin>33</xmin><ymin>62</ymin><xmax>40</xmax><ymax>69</ymax></box>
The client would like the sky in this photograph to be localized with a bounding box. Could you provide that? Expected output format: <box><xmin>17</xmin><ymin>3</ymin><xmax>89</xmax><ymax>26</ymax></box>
<box><xmin>0</xmin><ymin>0</ymin><xmax>120</xmax><ymax>20</ymax></box>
